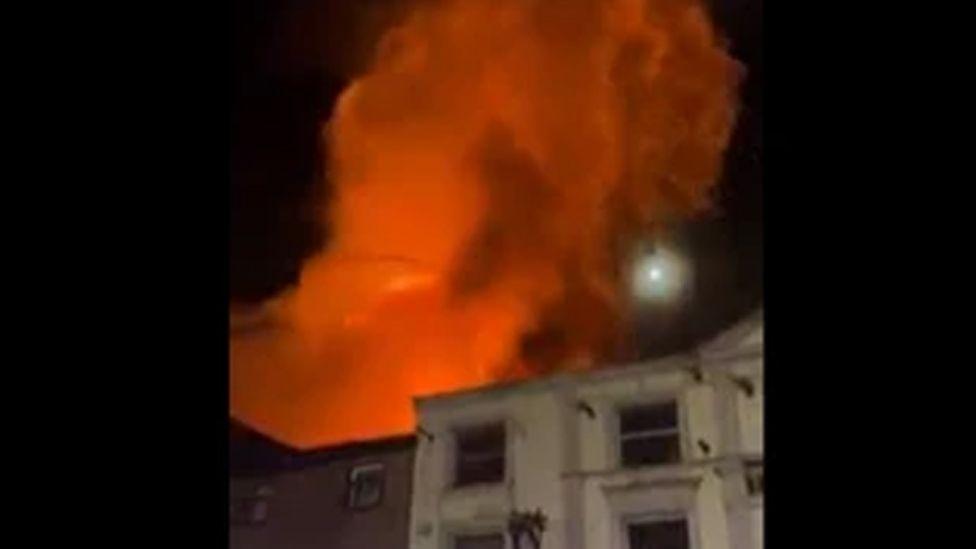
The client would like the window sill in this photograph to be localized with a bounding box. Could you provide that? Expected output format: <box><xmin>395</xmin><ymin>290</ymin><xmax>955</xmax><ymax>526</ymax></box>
<box><xmin>563</xmin><ymin>456</ymin><xmax>751</xmax><ymax>484</ymax></box>
<box><xmin>564</xmin><ymin>464</ymin><xmax>701</xmax><ymax>490</ymax></box>
<box><xmin>440</xmin><ymin>481</ymin><xmax>508</xmax><ymax>507</ymax></box>
<box><xmin>444</xmin><ymin>481</ymin><xmax>506</xmax><ymax>495</ymax></box>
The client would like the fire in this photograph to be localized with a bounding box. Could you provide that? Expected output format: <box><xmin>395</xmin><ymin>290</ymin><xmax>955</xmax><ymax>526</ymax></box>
<box><xmin>231</xmin><ymin>0</ymin><xmax>741</xmax><ymax>449</ymax></box>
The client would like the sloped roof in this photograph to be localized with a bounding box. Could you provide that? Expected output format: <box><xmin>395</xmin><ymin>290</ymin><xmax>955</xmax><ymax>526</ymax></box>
<box><xmin>229</xmin><ymin>418</ymin><xmax>415</xmax><ymax>478</ymax></box>
<box><xmin>698</xmin><ymin>307</ymin><xmax>763</xmax><ymax>358</ymax></box>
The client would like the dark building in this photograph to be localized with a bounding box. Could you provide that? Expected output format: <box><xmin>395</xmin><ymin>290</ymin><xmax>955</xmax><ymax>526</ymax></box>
<box><xmin>230</xmin><ymin>420</ymin><xmax>416</xmax><ymax>549</ymax></box>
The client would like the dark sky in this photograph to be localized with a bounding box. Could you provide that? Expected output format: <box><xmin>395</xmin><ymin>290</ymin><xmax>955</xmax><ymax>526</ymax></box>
<box><xmin>230</xmin><ymin>0</ymin><xmax>762</xmax><ymax>358</ymax></box>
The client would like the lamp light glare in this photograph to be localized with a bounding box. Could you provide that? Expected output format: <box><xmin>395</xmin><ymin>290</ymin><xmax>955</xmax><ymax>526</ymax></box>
<box><xmin>632</xmin><ymin>245</ymin><xmax>689</xmax><ymax>303</ymax></box>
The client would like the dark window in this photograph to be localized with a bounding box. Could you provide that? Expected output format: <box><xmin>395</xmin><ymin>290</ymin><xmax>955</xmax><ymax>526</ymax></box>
<box><xmin>628</xmin><ymin>518</ymin><xmax>690</xmax><ymax>549</ymax></box>
<box><xmin>230</xmin><ymin>496</ymin><xmax>268</xmax><ymax>526</ymax></box>
<box><xmin>620</xmin><ymin>402</ymin><xmax>681</xmax><ymax>467</ymax></box>
<box><xmin>455</xmin><ymin>533</ymin><xmax>505</xmax><ymax>549</ymax></box>
<box><xmin>744</xmin><ymin>460</ymin><xmax>763</xmax><ymax>497</ymax></box>
<box><xmin>347</xmin><ymin>463</ymin><xmax>385</xmax><ymax>509</ymax></box>
<box><xmin>455</xmin><ymin>423</ymin><xmax>505</xmax><ymax>487</ymax></box>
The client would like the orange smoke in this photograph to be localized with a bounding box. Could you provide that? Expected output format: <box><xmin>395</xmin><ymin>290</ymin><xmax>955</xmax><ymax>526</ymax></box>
<box><xmin>231</xmin><ymin>0</ymin><xmax>741</xmax><ymax>449</ymax></box>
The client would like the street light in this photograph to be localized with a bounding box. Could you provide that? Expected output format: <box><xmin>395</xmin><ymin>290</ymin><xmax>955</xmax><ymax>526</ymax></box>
<box><xmin>631</xmin><ymin>244</ymin><xmax>689</xmax><ymax>303</ymax></box>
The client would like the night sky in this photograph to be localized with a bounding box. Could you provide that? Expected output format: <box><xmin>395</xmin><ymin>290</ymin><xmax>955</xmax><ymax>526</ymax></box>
<box><xmin>230</xmin><ymin>0</ymin><xmax>762</xmax><ymax>359</ymax></box>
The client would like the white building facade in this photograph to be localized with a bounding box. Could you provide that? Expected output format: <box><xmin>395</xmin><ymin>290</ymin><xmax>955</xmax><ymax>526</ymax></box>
<box><xmin>408</xmin><ymin>311</ymin><xmax>763</xmax><ymax>549</ymax></box>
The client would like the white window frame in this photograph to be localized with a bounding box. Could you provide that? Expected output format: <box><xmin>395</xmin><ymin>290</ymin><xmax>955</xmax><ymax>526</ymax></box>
<box><xmin>621</xmin><ymin>511</ymin><xmax>699</xmax><ymax>549</ymax></box>
<box><xmin>445</xmin><ymin>417</ymin><xmax>511</xmax><ymax>490</ymax></box>
<box><xmin>347</xmin><ymin>462</ymin><xmax>385</xmax><ymax>510</ymax></box>
<box><xmin>612</xmin><ymin>394</ymin><xmax>687</xmax><ymax>468</ymax></box>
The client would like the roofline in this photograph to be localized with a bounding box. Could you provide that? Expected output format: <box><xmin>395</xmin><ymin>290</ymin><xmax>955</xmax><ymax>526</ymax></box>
<box><xmin>295</xmin><ymin>433</ymin><xmax>417</xmax><ymax>458</ymax></box>
<box><xmin>230</xmin><ymin>429</ymin><xmax>417</xmax><ymax>478</ymax></box>
<box><xmin>414</xmin><ymin>307</ymin><xmax>763</xmax><ymax>410</ymax></box>
<box><xmin>414</xmin><ymin>353</ymin><xmax>698</xmax><ymax>410</ymax></box>
<box><xmin>229</xmin><ymin>418</ymin><xmax>298</xmax><ymax>453</ymax></box>
<box><xmin>230</xmin><ymin>417</ymin><xmax>417</xmax><ymax>455</ymax></box>
<box><xmin>699</xmin><ymin>307</ymin><xmax>763</xmax><ymax>356</ymax></box>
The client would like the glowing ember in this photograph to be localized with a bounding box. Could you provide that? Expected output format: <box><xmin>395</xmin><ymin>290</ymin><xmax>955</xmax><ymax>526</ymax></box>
<box><xmin>231</xmin><ymin>0</ymin><xmax>741</xmax><ymax>449</ymax></box>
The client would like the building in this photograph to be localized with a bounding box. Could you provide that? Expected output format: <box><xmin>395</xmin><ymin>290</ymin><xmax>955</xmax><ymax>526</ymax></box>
<box><xmin>407</xmin><ymin>310</ymin><xmax>763</xmax><ymax>549</ymax></box>
<box><xmin>229</xmin><ymin>421</ymin><xmax>416</xmax><ymax>549</ymax></box>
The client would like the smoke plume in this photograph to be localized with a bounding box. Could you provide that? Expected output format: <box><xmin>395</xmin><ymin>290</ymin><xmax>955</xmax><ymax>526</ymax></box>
<box><xmin>231</xmin><ymin>0</ymin><xmax>740</xmax><ymax>448</ymax></box>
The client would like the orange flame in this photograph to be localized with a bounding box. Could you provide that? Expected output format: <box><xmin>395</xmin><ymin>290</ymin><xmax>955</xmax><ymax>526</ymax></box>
<box><xmin>231</xmin><ymin>0</ymin><xmax>741</xmax><ymax>449</ymax></box>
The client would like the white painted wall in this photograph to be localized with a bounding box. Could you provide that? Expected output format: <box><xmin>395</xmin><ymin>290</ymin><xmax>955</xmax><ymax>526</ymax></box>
<box><xmin>409</xmin><ymin>312</ymin><xmax>763</xmax><ymax>549</ymax></box>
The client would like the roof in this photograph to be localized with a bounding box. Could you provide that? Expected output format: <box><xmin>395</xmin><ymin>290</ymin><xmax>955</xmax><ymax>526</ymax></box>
<box><xmin>698</xmin><ymin>307</ymin><xmax>763</xmax><ymax>358</ymax></box>
<box><xmin>229</xmin><ymin>419</ymin><xmax>416</xmax><ymax>478</ymax></box>
<box><xmin>414</xmin><ymin>307</ymin><xmax>763</xmax><ymax>409</ymax></box>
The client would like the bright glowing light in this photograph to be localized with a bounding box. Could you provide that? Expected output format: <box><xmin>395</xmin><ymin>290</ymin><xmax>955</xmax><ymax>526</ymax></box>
<box><xmin>632</xmin><ymin>246</ymin><xmax>690</xmax><ymax>303</ymax></box>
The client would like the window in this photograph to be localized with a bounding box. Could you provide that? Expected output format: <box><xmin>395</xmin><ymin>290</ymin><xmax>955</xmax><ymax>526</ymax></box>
<box><xmin>455</xmin><ymin>533</ymin><xmax>505</xmax><ymax>549</ymax></box>
<box><xmin>628</xmin><ymin>518</ymin><xmax>690</xmax><ymax>549</ymax></box>
<box><xmin>619</xmin><ymin>401</ymin><xmax>681</xmax><ymax>467</ymax></box>
<box><xmin>744</xmin><ymin>460</ymin><xmax>763</xmax><ymax>497</ymax></box>
<box><xmin>230</xmin><ymin>496</ymin><xmax>268</xmax><ymax>526</ymax></box>
<box><xmin>454</xmin><ymin>423</ymin><xmax>506</xmax><ymax>487</ymax></box>
<box><xmin>347</xmin><ymin>462</ymin><xmax>385</xmax><ymax>509</ymax></box>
